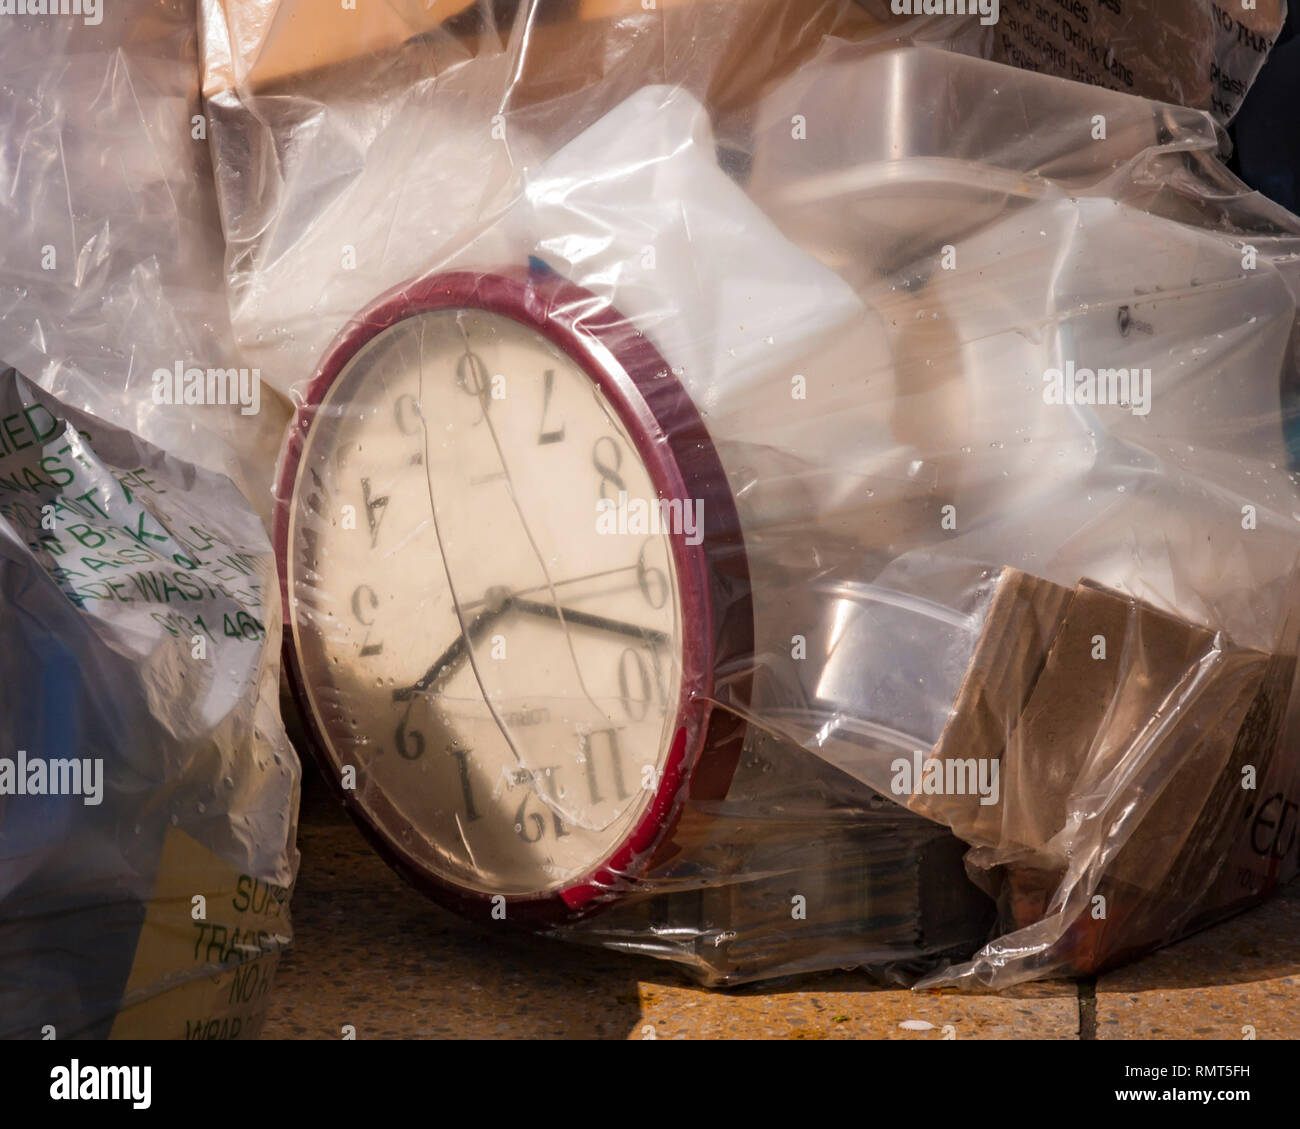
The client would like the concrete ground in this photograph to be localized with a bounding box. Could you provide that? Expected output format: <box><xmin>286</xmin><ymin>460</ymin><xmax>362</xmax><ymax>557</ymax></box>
<box><xmin>261</xmin><ymin>765</ymin><xmax>1300</xmax><ymax>1040</ymax></box>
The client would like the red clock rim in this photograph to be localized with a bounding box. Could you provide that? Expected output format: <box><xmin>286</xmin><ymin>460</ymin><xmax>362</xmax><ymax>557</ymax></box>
<box><xmin>273</xmin><ymin>264</ymin><xmax>751</xmax><ymax>924</ymax></box>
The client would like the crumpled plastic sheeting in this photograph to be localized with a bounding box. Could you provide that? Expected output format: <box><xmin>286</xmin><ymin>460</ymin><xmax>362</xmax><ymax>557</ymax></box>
<box><xmin>0</xmin><ymin>3</ymin><xmax>292</xmax><ymax>528</ymax></box>
<box><xmin>209</xmin><ymin>2</ymin><xmax>1300</xmax><ymax>988</ymax></box>
<box><xmin>0</xmin><ymin>368</ymin><xmax>297</xmax><ymax>1037</ymax></box>
<box><xmin>199</xmin><ymin>0</ymin><xmax>984</xmax><ymax>405</ymax></box>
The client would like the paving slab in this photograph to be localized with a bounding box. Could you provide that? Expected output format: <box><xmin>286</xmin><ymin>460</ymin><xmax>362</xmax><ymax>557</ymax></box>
<box><xmin>263</xmin><ymin>754</ymin><xmax>1297</xmax><ymax>1041</ymax></box>
<box><xmin>260</xmin><ymin>772</ymin><xmax>1077</xmax><ymax>1040</ymax></box>
<box><xmin>1095</xmin><ymin>881</ymin><xmax>1300</xmax><ymax>1041</ymax></box>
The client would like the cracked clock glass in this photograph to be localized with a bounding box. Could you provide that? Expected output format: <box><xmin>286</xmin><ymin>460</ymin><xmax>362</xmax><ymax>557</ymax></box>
<box><xmin>286</xmin><ymin>304</ymin><xmax>685</xmax><ymax>902</ymax></box>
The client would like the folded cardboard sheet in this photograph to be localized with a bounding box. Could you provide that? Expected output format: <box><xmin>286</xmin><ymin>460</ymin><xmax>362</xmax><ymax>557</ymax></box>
<box><xmin>909</xmin><ymin>568</ymin><xmax>1300</xmax><ymax>975</ymax></box>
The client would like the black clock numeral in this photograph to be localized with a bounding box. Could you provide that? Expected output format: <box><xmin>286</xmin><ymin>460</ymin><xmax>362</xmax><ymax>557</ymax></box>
<box><xmin>360</xmin><ymin>477</ymin><xmax>389</xmax><ymax>548</ymax></box>
<box><xmin>394</xmin><ymin>393</ymin><xmax>423</xmax><ymax>435</ymax></box>
<box><xmin>583</xmin><ymin>728</ymin><xmax>630</xmax><ymax>805</ymax></box>
<box><xmin>456</xmin><ymin>350</ymin><xmax>490</xmax><ymax>422</ymax></box>
<box><xmin>350</xmin><ymin>583</ymin><xmax>383</xmax><ymax>656</ymax></box>
<box><xmin>395</xmin><ymin>709</ymin><xmax>425</xmax><ymax>760</ymax></box>
<box><xmin>514</xmin><ymin>794</ymin><xmax>546</xmax><ymax>843</ymax></box>
<box><xmin>449</xmin><ymin>746</ymin><xmax>480</xmax><ymax>822</ymax></box>
<box><xmin>503</xmin><ymin>767</ymin><xmax>568</xmax><ymax>840</ymax></box>
<box><xmin>593</xmin><ymin>436</ymin><xmax>625</xmax><ymax>501</ymax></box>
<box><xmin>618</xmin><ymin>646</ymin><xmax>667</xmax><ymax>722</ymax></box>
<box><xmin>535</xmin><ymin>766</ymin><xmax>569</xmax><ymax>838</ymax></box>
<box><xmin>537</xmin><ymin>369</ymin><xmax>566</xmax><ymax>445</ymax></box>
<box><xmin>350</xmin><ymin>585</ymin><xmax>377</xmax><ymax>623</ymax></box>
<box><xmin>618</xmin><ymin>647</ymin><xmax>652</xmax><ymax>721</ymax></box>
<box><xmin>636</xmin><ymin>539</ymin><xmax>669</xmax><ymax>610</ymax></box>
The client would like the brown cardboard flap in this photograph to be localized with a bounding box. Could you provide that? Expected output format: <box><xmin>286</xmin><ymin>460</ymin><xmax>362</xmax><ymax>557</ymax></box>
<box><xmin>1006</xmin><ymin>649</ymin><xmax>1296</xmax><ymax>976</ymax></box>
<box><xmin>987</xmin><ymin>0</ymin><xmax>1285</xmax><ymax>122</ymax></box>
<box><xmin>1003</xmin><ymin>583</ymin><xmax>1225</xmax><ymax>863</ymax></box>
<box><xmin>1125</xmin><ymin>649</ymin><xmax>1298</xmax><ymax>927</ymax></box>
<box><xmin>907</xmin><ymin>567</ymin><xmax>1071</xmax><ymax>844</ymax></box>
<box><xmin>203</xmin><ymin>0</ymin><xmax>884</xmax><ymax>107</ymax></box>
<box><xmin>1001</xmin><ymin>582</ymin><xmax>1274</xmax><ymax>893</ymax></box>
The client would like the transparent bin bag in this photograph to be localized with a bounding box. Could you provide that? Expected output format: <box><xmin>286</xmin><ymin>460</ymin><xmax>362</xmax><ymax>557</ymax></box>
<box><xmin>740</xmin><ymin>42</ymin><xmax>1300</xmax><ymax>988</ymax></box>
<box><xmin>0</xmin><ymin>368</ymin><xmax>298</xmax><ymax>1039</ymax></box>
<box><xmin>266</xmin><ymin>32</ymin><xmax>1300</xmax><ymax>986</ymax></box>
<box><xmin>0</xmin><ymin>4</ymin><xmax>292</xmax><ymax>530</ymax></box>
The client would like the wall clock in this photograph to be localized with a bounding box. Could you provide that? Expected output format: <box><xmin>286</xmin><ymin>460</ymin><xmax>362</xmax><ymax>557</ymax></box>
<box><xmin>275</xmin><ymin>263</ymin><xmax>751</xmax><ymax>921</ymax></box>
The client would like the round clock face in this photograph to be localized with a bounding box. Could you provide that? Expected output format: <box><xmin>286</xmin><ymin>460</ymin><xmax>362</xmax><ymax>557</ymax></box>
<box><xmin>279</xmin><ymin>271</ymin><xmax>730</xmax><ymax>914</ymax></box>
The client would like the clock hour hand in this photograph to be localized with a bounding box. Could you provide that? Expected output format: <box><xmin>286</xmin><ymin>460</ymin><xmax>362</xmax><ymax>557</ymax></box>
<box><xmin>393</xmin><ymin>587</ymin><xmax>512</xmax><ymax>702</ymax></box>
<box><xmin>510</xmin><ymin>596</ymin><xmax>670</xmax><ymax>647</ymax></box>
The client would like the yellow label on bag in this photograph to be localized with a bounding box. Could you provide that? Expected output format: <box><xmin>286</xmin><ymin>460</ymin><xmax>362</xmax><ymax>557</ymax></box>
<box><xmin>109</xmin><ymin>828</ymin><xmax>291</xmax><ymax>1040</ymax></box>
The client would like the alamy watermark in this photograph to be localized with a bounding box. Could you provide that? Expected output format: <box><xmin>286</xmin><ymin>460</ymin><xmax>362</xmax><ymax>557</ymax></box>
<box><xmin>1043</xmin><ymin>361</ymin><xmax>1151</xmax><ymax>417</ymax></box>
<box><xmin>595</xmin><ymin>491</ymin><xmax>703</xmax><ymax>547</ymax></box>
<box><xmin>50</xmin><ymin>1061</ymin><xmax>150</xmax><ymax>1110</ymax></box>
<box><xmin>0</xmin><ymin>750</ymin><xmax>104</xmax><ymax>806</ymax></box>
<box><xmin>891</xmin><ymin>750</ymin><xmax>1000</xmax><ymax>807</ymax></box>
<box><xmin>0</xmin><ymin>0</ymin><xmax>101</xmax><ymax>25</ymax></box>
<box><xmin>152</xmin><ymin>361</ymin><xmax>261</xmax><ymax>416</ymax></box>
<box><xmin>891</xmin><ymin>0</ymin><xmax>999</xmax><ymax>26</ymax></box>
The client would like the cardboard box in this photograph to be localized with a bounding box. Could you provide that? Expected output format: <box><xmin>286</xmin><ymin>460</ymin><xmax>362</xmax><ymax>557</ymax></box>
<box><xmin>993</xmin><ymin>582</ymin><xmax>1297</xmax><ymax>973</ymax></box>
<box><xmin>981</xmin><ymin>0</ymin><xmax>1284</xmax><ymax>122</ymax></box>
<box><xmin>904</xmin><ymin>565</ymin><xmax>1299</xmax><ymax>974</ymax></box>
<box><xmin>907</xmin><ymin>567</ymin><xmax>1072</xmax><ymax>845</ymax></box>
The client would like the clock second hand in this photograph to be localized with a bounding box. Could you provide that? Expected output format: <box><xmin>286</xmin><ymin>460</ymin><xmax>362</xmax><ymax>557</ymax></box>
<box><xmin>456</xmin><ymin>564</ymin><xmax>642</xmax><ymax>613</ymax></box>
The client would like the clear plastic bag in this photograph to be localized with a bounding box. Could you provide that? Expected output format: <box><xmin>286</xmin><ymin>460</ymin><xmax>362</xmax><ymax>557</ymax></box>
<box><xmin>0</xmin><ymin>1</ymin><xmax>301</xmax><ymax>1037</ymax></box>
<box><xmin>207</xmin><ymin>6</ymin><xmax>1300</xmax><ymax>987</ymax></box>
<box><xmin>0</xmin><ymin>367</ymin><xmax>297</xmax><ymax>1037</ymax></box>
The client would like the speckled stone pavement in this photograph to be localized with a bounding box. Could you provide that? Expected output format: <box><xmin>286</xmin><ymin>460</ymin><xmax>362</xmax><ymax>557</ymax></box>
<box><xmin>260</xmin><ymin>764</ymin><xmax>1300</xmax><ymax>1040</ymax></box>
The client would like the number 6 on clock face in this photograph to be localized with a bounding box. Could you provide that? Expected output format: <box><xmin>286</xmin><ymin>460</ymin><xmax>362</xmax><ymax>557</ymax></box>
<box><xmin>276</xmin><ymin>267</ymin><xmax>750</xmax><ymax>921</ymax></box>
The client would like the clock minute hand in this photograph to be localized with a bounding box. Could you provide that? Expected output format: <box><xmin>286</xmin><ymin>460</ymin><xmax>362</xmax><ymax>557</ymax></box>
<box><xmin>510</xmin><ymin>597</ymin><xmax>670</xmax><ymax>647</ymax></box>
<box><xmin>393</xmin><ymin>588</ymin><xmax>512</xmax><ymax>702</ymax></box>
